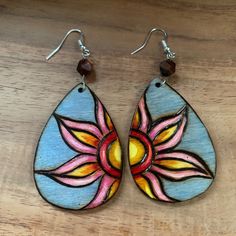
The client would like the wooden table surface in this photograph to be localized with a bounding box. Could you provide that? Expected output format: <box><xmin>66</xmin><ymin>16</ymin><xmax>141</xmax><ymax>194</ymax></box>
<box><xmin>0</xmin><ymin>0</ymin><xmax>236</xmax><ymax>235</ymax></box>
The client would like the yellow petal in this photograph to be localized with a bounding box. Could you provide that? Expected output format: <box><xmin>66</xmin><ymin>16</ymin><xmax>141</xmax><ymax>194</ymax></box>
<box><xmin>135</xmin><ymin>175</ymin><xmax>155</xmax><ymax>199</ymax></box>
<box><xmin>153</xmin><ymin>125</ymin><xmax>177</xmax><ymax>145</ymax></box>
<box><xmin>108</xmin><ymin>139</ymin><xmax>122</xmax><ymax>169</ymax></box>
<box><xmin>132</xmin><ymin>110</ymin><xmax>140</xmax><ymax>129</ymax></box>
<box><xmin>66</xmin><ymin>163</ymin><xmax>99</xmax><ymax>177</ymax></box>
<box><xmin>156</xmin><ymin>159</ymin><xmax>194</xmax><ymax>170</ymax></box>
<box><xmin>129</xmin><ymin>137</ymin><xmax>145</xmax><ymax>166</ymax></box>
<box><xmin>72</xmin><ymin>130</ymin><xmax>99</xmax><ymax>147</ymax></box>
<box><xmin>105</xmin><ymin>112</ymin><xmax>114</xmax><ymax>131</ymax></box>
<box><xmin>107</xmin><ymin>180</ymin><xmax>120</xmax><ymax>199</ymax></box>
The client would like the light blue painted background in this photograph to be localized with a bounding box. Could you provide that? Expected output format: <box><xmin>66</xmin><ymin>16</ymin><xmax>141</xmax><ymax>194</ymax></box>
<box><xmin>34</xmin><ymin>85</ymin><xmax>102</xmax><ymax>209</ymax></box>
<box><xmin>35</xmin><ymin>79</ymin><xmax>216</xmax><ymax>207</ymax></box>
<box><xmin>146</xmin><ymin>78</ymin><xmax>216</xmax><ymax>201</ymax></box>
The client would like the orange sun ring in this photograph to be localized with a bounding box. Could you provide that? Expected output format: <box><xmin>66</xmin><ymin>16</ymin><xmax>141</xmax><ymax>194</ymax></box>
<box><xmin>129</xmin><ymin>129</ymin><xmax>154</xmax><ymax>175</ymax></box>
<box><xmin>97</xmin><ymin>130</ymin><xmax>122</xmax><ymax>178</ymax></box>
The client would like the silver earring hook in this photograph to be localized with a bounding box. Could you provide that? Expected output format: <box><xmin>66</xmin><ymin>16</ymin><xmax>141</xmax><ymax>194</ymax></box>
<box><xmin>131</xmin><ymin>28</ymin><xmax>175</xmax><ymax>59</ymax></box>
<box><xmin>46</xmin><ymin>29</ymin><xmax>90</xmax><ymax>61</ymax></box>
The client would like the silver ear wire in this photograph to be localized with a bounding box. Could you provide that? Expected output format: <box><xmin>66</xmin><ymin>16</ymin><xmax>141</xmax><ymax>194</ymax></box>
<box><xmin>46</xmin><ymin>29</ymin><xmax>90</xmax><ymax>61</ymax></box>
<box><xmin>46</xmin><ymin>29</ymin><xmax>91</xmax><ymax>91</ymax></box>
<box><xmin>131</xmin><ymin>28</ymin><xmax>175</xmax><ymax>59</ymax></box>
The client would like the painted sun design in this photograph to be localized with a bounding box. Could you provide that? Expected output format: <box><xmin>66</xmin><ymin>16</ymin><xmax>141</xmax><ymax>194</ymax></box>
<box><xmin>129</xmin><ymin>95</ymin><xmax>214</xmax><ymax>202</ymax></box>
<box><xmin>35</xmin><ymin>92</ymin><xmax>122</xmax><ymax>209</ymax></box>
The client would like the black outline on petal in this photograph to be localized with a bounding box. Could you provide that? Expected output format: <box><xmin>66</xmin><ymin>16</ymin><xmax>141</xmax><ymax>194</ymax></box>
<box><xmin>154</xmin><ymin>150</ymin><xmax>214</xmax><ymax>178</ymax></box>
<box><xmin>80</xmin><ymin>174</ymin><xmax>115</xmax><ymax>210</ymax></box>
<box><xmin>34</xmin><ymin>153</ymin><xmax>97</xmax><ymax>173</ymax></box>
<box><xmin>135</xmin><ymin>172</ymin><xmax>178</xmax><ymax>203</ymax></box>
<box><xmin>54</xmin><ymin>113</ymin><xmax>100</xmax><ymax>149</ymax></box>
<box><xmin>151</xmin><ymin>165</ymin><xmax>213</xmax><ymax>182</ymax></box>
<box><xmin>34</xmin><ymin>169</ymin><xmax>103</xmax><ymax>188</ymax></box>
<box><xmin>91</xmin><ymin>90</ymin><xmax>112</xmax><ymax>135</ymax></box>
<box><xmin>141</xmin><ymin>91</ymin><xmax>152</xmax><ymax>132</ymax></box>
<box><xmin>151</xmin><ymin>105</ymin><xmax>188</xmax><ymax>148</ymax></box>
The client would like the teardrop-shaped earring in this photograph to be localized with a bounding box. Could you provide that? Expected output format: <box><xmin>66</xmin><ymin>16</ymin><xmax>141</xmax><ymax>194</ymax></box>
<box><xmin>128</xmin><ymin>28</ymin><xmax>216</xmax><ymax>203</ymax></box>
<box><xmin>34</xmin><ymin>29</ymin><xmax>123</xmax><ymax>210</ymax></box>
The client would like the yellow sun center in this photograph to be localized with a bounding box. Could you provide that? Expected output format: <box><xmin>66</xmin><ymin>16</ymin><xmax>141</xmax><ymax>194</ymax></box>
<box><xmin>108</xmin><ymin>139</ymin><xmax>122</xmax><ymax>169</ymax></box>
<box><xmin>129</xmin><ymin>137</ymin><xmax>146</xmax><ymax>166</ymax></box>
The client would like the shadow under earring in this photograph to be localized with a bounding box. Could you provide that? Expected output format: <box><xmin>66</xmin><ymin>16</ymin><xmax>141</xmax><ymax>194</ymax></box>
<box><xmin>34</xmin><ymin>29</ymin><xmax>123</xmax><ymax>210</ymax></box>
<box><xmin>128</xmin><ymin>28</ymin><xmax>216</xmax><ymax>203</ymax></box>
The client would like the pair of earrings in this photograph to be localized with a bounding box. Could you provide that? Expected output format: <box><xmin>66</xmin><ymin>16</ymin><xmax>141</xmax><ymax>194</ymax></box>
<box><xmin>34</xmin><ymin>28</ymin><xmax>216</xmax><ymax>210</ymax></box>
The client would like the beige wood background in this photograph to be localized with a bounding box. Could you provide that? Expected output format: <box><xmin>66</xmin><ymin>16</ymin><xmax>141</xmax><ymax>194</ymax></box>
<box><xmin>0</xmin><ymin>0</ymin><xmax>236</xmax><ymax>235</ymax></box>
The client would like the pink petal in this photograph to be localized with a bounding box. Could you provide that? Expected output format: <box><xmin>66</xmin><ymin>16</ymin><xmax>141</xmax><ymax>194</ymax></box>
<box><xmin>155</xmin><ymin>151</ymin><xmax>213</xmax><ymax>176</ymax></box>
<box><xmin>96</xmin><ymin>99</ymin><xmax>110</xmax><ymax>135</ymax></box>
<box><xmin>155</xmin><ymin>116</ymin><xmax>187</xmax><ymax>152</ymax></box>
<box><xmin>84</xmin><ymin>175</ymin><xmax>115</xmax><ymax>209</ymax></box>
<box><xmin>55</xmin><ymin>115</ymin><xmax>103</xmax><ymax>139</ymax></box>
<box><xmin>52</xmin><ymin>170</ymin><xmax>104</xmax><ymax>187</ymax></box>
<box><xmin>138</xmin><ymin>96</ymin><xmax>151</xmax><ymax>133</ymax></box>
<box><xmin>149</xmin><ymin>110</ymin><xmax>184</xmax><ymax>140</ymax></box>
<box><xmin>151</xmin><ymin>165</ymin><xmax>212</xmax><ymax>181</ymax></box>
<box><xmin>48</xmin><ymin>154</ymin><xmax>97</xmax><ymax>175</ymax></box>
<box><xmin>58</xmin><ymin>120</ymin><xmax>97</xmax><ymax>154</ymax></box>
<box><xmin>143</xmin><ymin>172</ymin><xmax>174</xmax><ymax>202</ymax></box>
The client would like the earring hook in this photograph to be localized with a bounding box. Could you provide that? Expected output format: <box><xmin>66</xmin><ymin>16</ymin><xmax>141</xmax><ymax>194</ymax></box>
<box><xmin>46</xmin><ymin>29</ymin><xmax>90</xmax><ymax>61</ymax></box>
<box><xmin>131</xmin><ymin>28</ymin><xmax>175</xmax><ymax>59</ymax></box>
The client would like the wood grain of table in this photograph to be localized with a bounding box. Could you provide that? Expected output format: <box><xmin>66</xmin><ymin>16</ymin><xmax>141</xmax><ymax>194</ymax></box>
<box><xmin>0</xmin><ymin>0</ymin><xmax>236</xmax><ymax>235</ymax></box>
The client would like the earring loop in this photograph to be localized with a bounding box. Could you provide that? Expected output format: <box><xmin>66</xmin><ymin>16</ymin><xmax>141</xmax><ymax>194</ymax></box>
<box><xmin>131</xmin><ymin>28</ymin><xmax>175</xmax><ymax>59</ymax></box>
<box><xmin>46</xmin><ymin>29</ymin><xmax>92</xmax><ymax>90</ymax></box>
<box><xmin>46</xmin><ymin>29</ymin><xmax>90</xmax><ymax>61</ymax></box>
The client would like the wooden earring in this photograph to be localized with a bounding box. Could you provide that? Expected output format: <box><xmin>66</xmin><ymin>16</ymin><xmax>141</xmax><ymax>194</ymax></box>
<box><xmin>34</xmin><ymin>29</ymin><xmax>122</xmax><ymax>210</ymax></box>
<box><xmin>128</xmin><ymin>28</ymin><xmax>216</xmax><ymax>202</ymax></box>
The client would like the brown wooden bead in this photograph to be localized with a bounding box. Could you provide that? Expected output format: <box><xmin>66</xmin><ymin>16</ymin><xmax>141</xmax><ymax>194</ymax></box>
<box><xmin>160</xmin><ymin>59</ymin><xmax>176</xmax><ymax>77</ymax></box>
<box><xmin>77</xmin><ymin>59</ymin><xmax>93</xmax><ymax>76</ymax></box>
